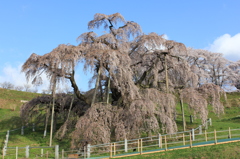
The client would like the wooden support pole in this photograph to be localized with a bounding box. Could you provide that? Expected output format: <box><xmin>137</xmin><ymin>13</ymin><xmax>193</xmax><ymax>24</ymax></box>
<box><xmin>190</xmin><ymin>115</ymin><xmax>193</xmax><ymax>123</ymax></box>
<box><xmin>180</xmin><ymin>97</ymin><xmax>186</xmax><ymax>131</ymax></box>
<box><xmin>2</xmin><ymin>148</ymin><xmax>4</xmax><ymax>159</ymax></box>
<box><xmin>21</xmin><ymin>126</ymin><xmax>24</xmax><ymax>135</ymax></box>
<box><xmin>205</xmin><ymin>130</ymin><xmax>208</xmax><ymax>141</ymax></box>
<box><xmin>199</xmin><ymin>125</ymin><xmax>202</xmax><ymax>134</ymax></box>
<box><xmin>205</xmin><ymin>121</ymin><xmax>208</xmax><ymax>130</ymax></box>
<box><xmin>138</xmin><ymin>139</ymin><xmax>140</xmax><ymax>152</ymax></box>
<box><xmin>158</xmin><ymin>134</ymin><xmax>162</xmax><ymax>148</ymax></box>
<box><xmin>140</xmin><ymin>139</ymin><xmax>143</xmax><ymax>155</ymax></box>
<box><xmin>84</xmin><ymin>146</ymin><xmax>86</xmax><ymax>159</ymax></box>
<box><xmin>189</xmin><ymin>133</ymin><xmax>192</xmax><ymax>148</ymax></box>
<box><xmin>61</xmin><ymin>149</ymin><xmax>64</xmax><ymax>159</ymax></box>
<box><xmin>114</xmin><ymin>143</ymin><xmax>116</xmax><ymax>156</ymax></box>
<box><xmin>183</xmin><ymin>133</ymin><xmax>185</xmax><ymax>145</ymax></box>
<box><xmin>32</xmin><ymin>123</ymin><xmax>35</xmax><ymax>132</ymax></box>
<box><xmin>228</xmin><ymin>127</ymin><xmax>231</xmax><ymax>139</ymax></box>
<box><xmin>164</xmin><ymin>135</ymin><xmax>167</xmax><ymax>150</ymax></box>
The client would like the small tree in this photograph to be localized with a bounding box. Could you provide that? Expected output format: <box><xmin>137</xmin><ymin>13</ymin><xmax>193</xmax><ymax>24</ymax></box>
<box><xmin>15</xmin><ymin>85</ymin><xmax>24</xmax><ymax>91</ymax></box>
<box><xmin>0</xmin><ymin>81</ymin><xmax>14</xmax><ymax>90</ymax></box>
<box><xmin>23</xmin><ymin>84</ymin><xmax>32</xmax><ymax>92</ymax></box>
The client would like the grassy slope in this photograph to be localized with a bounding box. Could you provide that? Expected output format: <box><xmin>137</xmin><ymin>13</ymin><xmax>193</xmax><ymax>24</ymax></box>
<box><xmin>0</xmin><ymin>88</ymin><xmax>240</xmax><ymax>158</ymax></box>
<box><xmin>0</xmin><ymin>88</ymin><xmax>41</xmax><ymax>131</ymax></box>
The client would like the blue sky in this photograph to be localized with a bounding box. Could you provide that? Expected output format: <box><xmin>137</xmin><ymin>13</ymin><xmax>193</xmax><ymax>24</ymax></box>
<box><xmin>0</xmin><ymin>0</ymin><xmax>239</xmax><ymax>92</ymax></box>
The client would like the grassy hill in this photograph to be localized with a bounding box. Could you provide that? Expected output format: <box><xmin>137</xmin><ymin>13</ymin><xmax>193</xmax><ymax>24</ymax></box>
<box><xmin>0</xmin><ymin>88</ymin><xmax>40</xmax><ymax>131</ymax></box>
<box><xmin>0</xmin><ymin>88</ymin><xmax>240</xmax><ymax>158</ymax></box>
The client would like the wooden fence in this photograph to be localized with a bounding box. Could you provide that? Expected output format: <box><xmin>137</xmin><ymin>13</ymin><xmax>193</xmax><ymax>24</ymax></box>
<box><xmin>1</xmin><ymin>118</ymin><xmax>213</xmax><ymax>158</ymax></box>
<box><xmin>88</xmin><ymin>127</ymin><xmax>240</xmax><ymax>159</ymax></box>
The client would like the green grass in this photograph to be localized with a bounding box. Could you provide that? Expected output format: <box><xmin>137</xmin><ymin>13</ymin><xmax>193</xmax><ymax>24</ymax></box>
<box><xmin>121</xmin><ymin>142</ymin><xmax>240</xmax><ymax>159</ymax></box>
<box><xmin>0</xmin><ymin>89</ymin><xmax>240</xmax><ymax>158</ymax></box>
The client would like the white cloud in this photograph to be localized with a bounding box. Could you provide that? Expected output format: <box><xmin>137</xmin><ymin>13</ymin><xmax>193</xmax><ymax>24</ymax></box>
<box><xmin>163</xmin><ymin>34</ymin><xmax>169</xmax><ymax>40</ymax></box>
<box><xmin>0</xmin><ymin>63</ymin><xmax>50</xmax><ymax>92</ymax></box>
<box><xmin>208</xmin><ymin>33</ymin><xmax>240</xmax><ymax>59</ymax></box>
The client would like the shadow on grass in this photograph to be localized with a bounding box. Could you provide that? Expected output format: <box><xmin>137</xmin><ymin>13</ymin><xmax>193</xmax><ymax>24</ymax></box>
<box><xmin>0</xmin><ymin>116</ymin><xmax>23</xmax><ymax>131</ymax></box>
<box><xmin>3</xmin><ymin>123</ymin><xmax>71</xmax><ymax>150</ymax></box>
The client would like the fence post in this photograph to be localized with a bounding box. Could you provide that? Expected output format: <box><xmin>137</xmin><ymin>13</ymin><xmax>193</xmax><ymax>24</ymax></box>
<box><xmin>205</xmin><ymin>120</ymin><xmax>208</xmax><ymax>130</ymax></box>
<box><xmin>214</xmin><ymin>129</ymin><xmax>217</xmax><ymax>144</ymax></box>
<box><xmin>158</xmin><ymin>134</ymin><xmax>162</xmax><ymax>148</ymax></box>
<box><xmin>21</xmin><ymin>126</ymin><xmax>24</xmax><ymax>135</ymax></box>
<box><xmin>205</xmin><ymin>130</ymin><xmax>208</xmax><ymax>141</ymax></box>
<box><xmin>228</xmin><ymin>127</ymin><xmax>231</xmax><ymax>139</ymax></box>
<box><xmin>87</xmin><ymin>144</ymin><xmax>91</xmax><ymax>158</ymax></box>
<box><xmin>62</xmin><ymin>149</ymin><xmax>64</xmax><ymax>159</ymax></box>
<box><xmin>55</xmin><ymin>145</ymin><xmax>59</xmax><ymax>159</ymax></box>
<box><xmin>110</xmin><ymin>143</ymin><xmax>112</xmax><ymax>158</ymax></box>
<box><xmin>164</xmin><ymin>135</ymin><xmax>167</xmax><ymax>150</ymax></box>
<box><xmin>16</xmin><ymin>146</ymin><xmax>18</xmax><ymax>159</ymax></box>
<box><xmin>32</xmin><ymin>123</ymin><xmax>35</xmax><ymax>132</ymax></box>
<box><xmin>84</xmin><ymin>146</ymin><xmax>86</xmax><ymax>159</ymax></box>
<box><xmin>113</xmin><ymin>143</ymin><xmax>116</xmax><ymax>156</ymax></box>
<box><xmin>191</xmin><ymin>129</ymin><xmax>195</xmax><ymax>141</ymax></box>
<box><xmin>189</xmin><ymin>132</ymin><xmax>192</xmax><ymax>148</ymax></box>
<box><xmin>199</xmin><ymin>125</ymin><xmax>202</xmax><ymax>134</ymax></box>
<box><xmin>25</xmin><ymin>145</ymin><xmax>29</xmax><ymax>158</ymax></box>
<box><xmin>209</xmin><ymin>118</ymin><xmax>212</xmax><ymax>126</ymax></box>
<box><xmin>43</xmin><ymin>129</ymin><xmax>47</xmax><ymax>138</ymax></box>
<box><xmin>41</xmin><ymin>149</ymin><xmax>43</xmax><ymax>157</ymax></box>
<box><xmin>124</xmin><ymin>138</ymin><xmax>128</xmax><ymax>152</ymax></box>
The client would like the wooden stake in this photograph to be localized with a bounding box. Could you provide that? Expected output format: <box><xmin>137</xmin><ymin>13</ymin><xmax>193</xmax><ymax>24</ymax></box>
<box><xmin>50</xmin><ymin>72</ymin><xmax>57</xmax><ymax>146</ymax></box>
<box><xmin>140</xmin><ymin>139</ymin><xmax>143</xmax><ymax>155</ymax></box>
<box><xmin>180</xmin><ymin>97</ymin><xmax>186</xmax><ymax>131</ymax></box>
<box><xmin>183</xmin><ymin>133</ymin><xmax>185</xmax><ymax>145</ymax></box>
<box><xmin>110</xmin><ymin>143</ymin><xmax>112</xmax><ymax>158</ymax></box>
<box><xmin>228</xmin><ymin>127</ymin><xmax>231</xmax><ymax>139</ymax></box>
<box><xmin>62</xmin><ymin>149</ymin><xmax>64</xmax><ymax>159</ymax></box>
<box><xmin>16</xmin><ymin>147</ymin><xmax>18</xmax><ymax>159</ymax></box>
<box><xmin>164</xmin><ymin>135</ymin><xmax>167</xmax><ymax>150</ymax></box>
<box><xmin>205</xmin><ymin>130</ymin><xmax>207</xmax><ymax>141</ymax></box>
<box><xmin>138</xmin><ymin>139</ymin><xmax>140</xmax><ymax>152</ymax></box>
<box><xmin>114</xmin><ymin>143</ymin><xmax>116</xmax><ymax>156</ymax></box>
<box><xmin>46</xmin><ymin>151</ymin><xmax>49</xmax><ymax>159</ymax></box>
<box><xmin>214</xmin><ymin>129</ymin><xmax>217</xmax><ymax>144</ymax></box>
<box><xmin>189</xmin><ymin>132</ymin><xmax>192</xmax><ymax>148</ymax></box>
